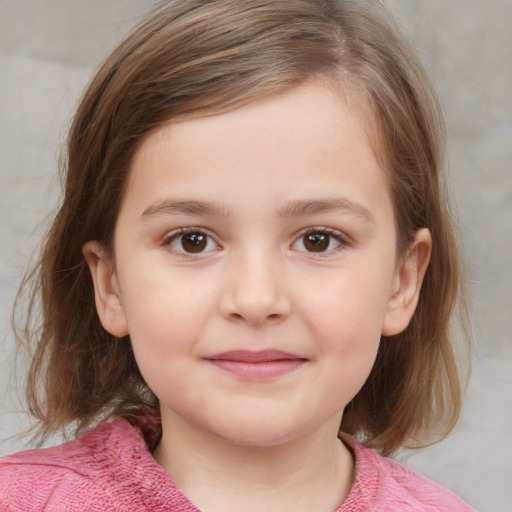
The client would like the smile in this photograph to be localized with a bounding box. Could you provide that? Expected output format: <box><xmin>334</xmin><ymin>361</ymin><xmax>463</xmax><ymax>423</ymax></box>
<box><xmin>205</xmin><ymin>350</ymin><xmax>308</xmax><ymax>379</ymax></box>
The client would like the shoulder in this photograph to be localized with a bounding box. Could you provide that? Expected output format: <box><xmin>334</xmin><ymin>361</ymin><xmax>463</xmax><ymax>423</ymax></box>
<box><xmin>339</xmin><ymin>437</ymin><xmax>475</xmax><ymax>512</ymax></box>
<box><xmin>0</xmin><ymin>418</ymin><xmax>165</xmax><ymax>512</ymax></box>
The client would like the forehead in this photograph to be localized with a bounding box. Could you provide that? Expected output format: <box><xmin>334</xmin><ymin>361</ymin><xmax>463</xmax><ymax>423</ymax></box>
<box><xmin>134</xmin><ymin>81</ymin><xmax>376</xmax><ymax>165</ymax></box>
<box><xmin>121</xmin><ymin>80</ymin><xmax>391</xmax><ymax>220</ymax></box>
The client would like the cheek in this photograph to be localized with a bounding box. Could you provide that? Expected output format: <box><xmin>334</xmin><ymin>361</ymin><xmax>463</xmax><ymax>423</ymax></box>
<box><xmin>124</xmin><ymin>291</ymin><xmax>203</xmax><ymax>407</ymax></box>
<box><xmin>314</xmin><ymin>292</ymin><xmax>384</xmax><ymax>408</ymax></box>
<box><xmin>120</xmin><ymin>262</ymin><xmax>214</xmax><ymax>329</ymax></box>
<box><xmin>302</xmin><ymin>266</ymin><xmax>393</xmax><ymax>342</ymax></box>
<box><xmin>297</xmin><ymin>261</ymin><xmax>392</xmax><ymax>391</ymax></box>
<box><xmin>118</xmin><ymin>273</ymin><xmax>215</xmax><ymax>368</ymax></box>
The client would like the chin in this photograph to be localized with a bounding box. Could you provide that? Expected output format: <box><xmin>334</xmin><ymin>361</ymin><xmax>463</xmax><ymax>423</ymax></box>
<box><xmin>208</xmin><ymin>417</ymin><xmax>306</xmax><ymax>448</ymax></box>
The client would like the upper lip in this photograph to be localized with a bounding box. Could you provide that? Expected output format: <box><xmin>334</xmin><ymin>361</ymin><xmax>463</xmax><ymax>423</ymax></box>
<box><xmin>205</xmin><ymin>350</ymin><xmax>306</xmax><ymax>363</ymax></box>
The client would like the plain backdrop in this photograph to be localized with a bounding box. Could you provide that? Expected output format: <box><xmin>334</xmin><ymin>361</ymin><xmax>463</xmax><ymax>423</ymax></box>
<box><xmin>1</xmin><ymin>1</ymin><xmax>511</xmax><ymax>510</ymax></box>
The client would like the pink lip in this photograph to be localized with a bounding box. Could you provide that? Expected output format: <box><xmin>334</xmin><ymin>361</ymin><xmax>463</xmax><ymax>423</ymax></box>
<box><xmin>205</xmin><ymin>350</ymin><xmax>307</xmax><ymax>379</ymax></box>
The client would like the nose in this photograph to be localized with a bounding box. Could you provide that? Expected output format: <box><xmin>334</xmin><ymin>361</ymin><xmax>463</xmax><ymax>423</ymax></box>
<box><xmin>219</xmin><ymin>250</ymin><xmax>291</xmax><ymax>326</ymax></box>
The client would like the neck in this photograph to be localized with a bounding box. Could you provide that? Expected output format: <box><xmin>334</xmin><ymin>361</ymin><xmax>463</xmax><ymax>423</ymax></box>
<box><xmin>153</xmin><ymin>410</ymin><xmax>354</xmax><ymax>512</ymax></box>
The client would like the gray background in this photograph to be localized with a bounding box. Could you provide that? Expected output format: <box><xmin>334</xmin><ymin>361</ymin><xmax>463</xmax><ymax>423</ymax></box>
<box><xmin>1</xmin><ymin>1</ymin><xmax>510</xmax><ymax>510</ymax></box>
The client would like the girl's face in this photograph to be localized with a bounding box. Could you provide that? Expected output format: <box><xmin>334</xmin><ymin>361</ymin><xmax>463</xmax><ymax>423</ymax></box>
<box><xmin>85</xmin><ymin>80</ymin><xmax>429</xmax><ymax>447</ymax></box>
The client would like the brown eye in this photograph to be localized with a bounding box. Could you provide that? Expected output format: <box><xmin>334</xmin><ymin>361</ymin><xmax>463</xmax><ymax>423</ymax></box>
<box><xmin>169</xmin><ymin>231</ymin><xmax>217</xmax><ymax>254</ymax></box>
<box><xmin>181</xmin><ymin>233</ymin><xmax>207</xmax><ymax>253</ymax></box>
<box><xmin>303</xmin><ymin>233</ymin><xmax>330</xmax><ymax>252</ymax></box>
<box><xmin>292</xmin><ymin>230</ymin><xmax>343</xmax><ymax>254</ymax></box>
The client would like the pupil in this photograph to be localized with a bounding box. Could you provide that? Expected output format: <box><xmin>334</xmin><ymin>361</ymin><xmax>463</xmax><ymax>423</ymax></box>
<box><xmin>182</xmin><ymin>233</ymin><xmax>207</xmax><ymax>253</ymax></box>
<box><xmin>305</xmin><ymin>233</ymin><xmax>329</xmax><ymax>252</ymax></box>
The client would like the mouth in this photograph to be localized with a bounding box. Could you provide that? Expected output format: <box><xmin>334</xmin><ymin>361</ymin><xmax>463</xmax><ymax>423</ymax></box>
<box><xmin>205</xmin><ymin>350</ymin><xmax>308</xmax><ymax>379</ymax></box>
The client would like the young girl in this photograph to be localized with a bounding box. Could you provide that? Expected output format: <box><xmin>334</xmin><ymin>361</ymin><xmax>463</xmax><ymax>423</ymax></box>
<box><xmin>1</xmin><ymin>1</ymin><xmax>474</xmax><ymax>510</ymax></box>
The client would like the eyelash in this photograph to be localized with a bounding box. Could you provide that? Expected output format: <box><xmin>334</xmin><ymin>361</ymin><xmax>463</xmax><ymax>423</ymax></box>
<box><xmin>293</xmin><ymin>227</ymin><xmax>351</xmax><ymax>256</ymax></box>
<box><xmin>161</xmin><ymin>226</ymin><xmax>351</xmax><ymax>258</ymax></box>
<box><xmin>162</xmin><ymin>227</ymin><xmax>221</xmax><ymax>258</ymax></box>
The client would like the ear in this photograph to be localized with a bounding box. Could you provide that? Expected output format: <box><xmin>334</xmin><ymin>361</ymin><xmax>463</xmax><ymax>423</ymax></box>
<box><xmin>382</xmin><ymin>228</ymin><xmax>432</xmax><ymax>337</ymax></box>
<box><xmin>82</xmin><ymin>241</ymin><xmax>129</xmax><ymax>338</ymax></box>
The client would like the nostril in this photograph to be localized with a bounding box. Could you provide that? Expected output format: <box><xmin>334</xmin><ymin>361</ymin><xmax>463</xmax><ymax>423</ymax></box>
<box><xmin>219</xmin><ymin>273</ymin><xmax>291</xmax><ymax>325</ymax></box>
<box><xmin>226</xmin><ymin>311</ymin><xmax>284</xmax><ymax>325</ymax></box>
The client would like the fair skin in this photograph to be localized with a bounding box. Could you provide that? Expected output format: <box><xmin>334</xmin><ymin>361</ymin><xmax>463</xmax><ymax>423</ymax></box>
<box><xmin>84</xmin><ymin>80</ymin><xmax>431</xmax><ymax>512</ymax></box>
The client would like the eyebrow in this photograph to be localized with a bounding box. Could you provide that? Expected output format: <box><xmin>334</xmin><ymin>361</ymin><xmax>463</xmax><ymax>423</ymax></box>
<box><xmin>279</xmin><ymin>198</ymin><xmax>375</xmax><ymax>224</ymax></box>
<box><xmin>141</xmin><ymin>199</ymin><xmax>232</xmax><ymax>219</ymax></box>
<box><xmin>141</xmin><ymin>197</ymin><xmax>375</xmax><ymax>224</ymax></box>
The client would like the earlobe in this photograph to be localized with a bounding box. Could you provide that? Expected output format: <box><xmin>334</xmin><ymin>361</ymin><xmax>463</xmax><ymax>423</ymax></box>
<box><xmin>82</xmin><ymin>241</ymin><xmax>129</xmax><ymax>337</ymax></box>
<box><xmin>382</xmin><ymin>228</ymin><xmax>432</xmax><ymax>337</ymax></box>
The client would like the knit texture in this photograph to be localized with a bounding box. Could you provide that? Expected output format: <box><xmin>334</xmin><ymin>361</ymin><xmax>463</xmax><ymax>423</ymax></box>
<box><xmin>0</xmin><ymin>417</ymin><xmax>474</xmax><ymax>511</ymax></box>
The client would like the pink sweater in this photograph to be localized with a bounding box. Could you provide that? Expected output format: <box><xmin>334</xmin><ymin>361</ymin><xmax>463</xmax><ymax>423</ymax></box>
<box><xmin>0</xmin><ymin>417</ymin><xmax>473</xmax><ymax>511</ymax></box>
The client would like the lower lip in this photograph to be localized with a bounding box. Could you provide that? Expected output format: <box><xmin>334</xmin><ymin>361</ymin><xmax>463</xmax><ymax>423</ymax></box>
<box><xmin>207</xmin><ymin>359</ymin><xmax>306</xmax><ymax>379</ymax></box>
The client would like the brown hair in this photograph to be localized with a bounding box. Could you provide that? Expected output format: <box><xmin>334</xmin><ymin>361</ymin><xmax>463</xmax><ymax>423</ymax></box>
<box><xmin>16</xmin><ymin>0</ymin><xmax>469</xmax><ymax>455</ymax></box>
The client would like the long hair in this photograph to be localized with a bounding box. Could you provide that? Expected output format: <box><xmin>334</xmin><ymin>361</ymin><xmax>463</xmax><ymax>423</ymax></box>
<box><xmin>15</xmin><ymin>0</ymin><xmax>469</xmax><ymax>455</ymax></box>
